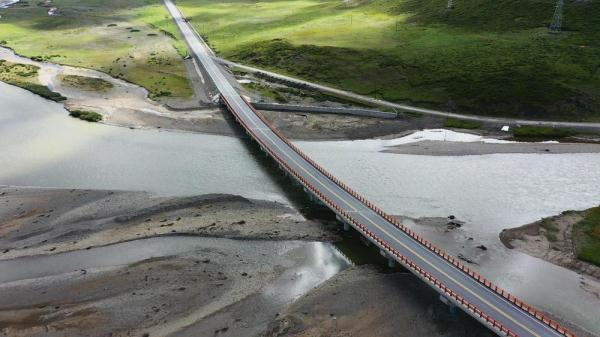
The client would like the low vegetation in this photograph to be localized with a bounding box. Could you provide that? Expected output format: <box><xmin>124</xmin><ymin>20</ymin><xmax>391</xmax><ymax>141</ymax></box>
<box><xmin>574</xmin><ymin>206</ymin><xmax>600</xmax><ymax>267</ymax></box>
<box><xmin>243</xmin><ymin>82</ymin><xmax>289</xmax><ymax>103</ymax></box>
<box><xmin>0</xmin><ymin>0</ymin><xmax>192</xmax><ymax>99</ymax></box>
<box><xmin>512</xmin><ymin>126</ymin><xmax>576</xmax><ymax>139</ymax></box>
<box><xmin>0</xmin><ymin>60</ymin><xmax>65</xmax><ymax>101</ymax></box>
<box><xmin>59</xmin><ymin>74</ymin><xmax>114</xmax><ymax>92</ymax></box>
<box><xmin>444</xmin><ymin>118</ymin><xmax>482</xmax><ymax>129</ymax></box>
<box><xmin>179</xmin><ymin>0</ymin><xmax>600</xmax><ymax>121</ymax></box>
<box><xmin>69</xmin><ymin>109</ymin><xmax>103</xmax><ymax>122</ymax></box>
<box><xmin>539</xmin><ymin>218</ymin><xmax>560</xmax><ymax>243</ymax></box>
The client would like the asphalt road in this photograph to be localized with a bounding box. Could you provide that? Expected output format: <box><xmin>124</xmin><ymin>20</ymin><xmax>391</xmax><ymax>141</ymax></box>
<box><xmin>164</xmin><ymin>1</ymin><xmax>572</xmax><ymax>336</ymax></box>
<box><xmin>217</xmin><ymin>58</ymin><xmax>600</xmax><ymax>132</ymax></box>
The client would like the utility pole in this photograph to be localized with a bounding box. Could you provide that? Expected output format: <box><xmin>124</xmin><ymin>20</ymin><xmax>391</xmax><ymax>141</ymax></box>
<box><xmin>447</xmin><ymin>0</ymin><xmax>454</xmax><ymax>10</ymax></box>
<box><xmin>549</xmin><ymin>0</ymin><xmax>564</xmax><ymax>34</ymax></box>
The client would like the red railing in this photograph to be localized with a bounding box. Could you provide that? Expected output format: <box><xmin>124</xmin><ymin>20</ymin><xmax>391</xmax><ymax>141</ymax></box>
<box><xmin>220</xmin><ymin>94</ymin><xmax>577</xmax><ymax>337</ymax></box>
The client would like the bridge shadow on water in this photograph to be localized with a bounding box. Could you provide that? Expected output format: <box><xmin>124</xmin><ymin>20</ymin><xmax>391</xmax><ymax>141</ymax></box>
<box><xmin>225</xmin><ymin>113</ymin><xmax>408</xmax><ymax>272</ymax></box>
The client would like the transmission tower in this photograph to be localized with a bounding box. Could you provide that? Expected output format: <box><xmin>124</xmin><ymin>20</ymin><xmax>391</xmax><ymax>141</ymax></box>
<box><xmin>549</xmin><ymin>0</ymin><xmax>564</xmax><ymax>34</ymax></box>
<box><xmin>447</xmin><ymin>0</ymin><xmax>454</xmax><ymax>10</ymax></box>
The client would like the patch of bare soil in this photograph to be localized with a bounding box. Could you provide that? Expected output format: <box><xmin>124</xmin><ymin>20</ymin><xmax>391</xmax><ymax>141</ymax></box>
<box><xmin>0</xmin><ymin>243</ymin><xmax>301</xmax><ymax>337</ymax></box>
<box><xmin>260</xmin><ymin>109</ymin><xmax>441</xmax><ymax>140</ymax></box>
<box><xmin>500</xmin><ymin>210</ymin><xmax>600</xmax><ymax>280</ymax></box>
<box><xmin>263</xmin><ymin>265</ymin><xmax>495</xmax><ymax>337</ymax></box>
<box><xmin>0</xmin><ymin>186</ymin><xmax>338</xmax><ymax>260</ymax></box>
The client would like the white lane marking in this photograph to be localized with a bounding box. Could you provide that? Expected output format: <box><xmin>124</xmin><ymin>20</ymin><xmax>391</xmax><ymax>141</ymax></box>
<box><xmin>192</xmin><ymin>57</ymin><xmax>205</xmax><ymax>84</ymax></box>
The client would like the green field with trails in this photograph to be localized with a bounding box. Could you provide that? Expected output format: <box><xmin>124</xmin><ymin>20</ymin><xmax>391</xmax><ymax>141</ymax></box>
<box><xmin>178</xmin><ymin>0</ymin><xmax>600</xmax><ymax>121</ymax></box>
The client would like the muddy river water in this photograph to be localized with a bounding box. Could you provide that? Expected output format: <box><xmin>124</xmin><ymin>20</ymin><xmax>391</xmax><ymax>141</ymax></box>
<box><xmin>1</xmin><ymin>81</ymin><xmax>600</xmax><ymax>334</ymax></box>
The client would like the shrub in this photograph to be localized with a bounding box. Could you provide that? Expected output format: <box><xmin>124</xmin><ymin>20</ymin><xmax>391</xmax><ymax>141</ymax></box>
<box><xmin>444</xmin><ymin>118</ymin><xmax>482</xmax><ymax>129</ymax></box>
<box><xmin>69</xmin><ymin>110</ymin><xmax>103</xmax><ymax>122</ymax></box>
<box><xmin>513</xmin><ymin>126</ymin><xmax>576</xmax><ymax>138</ymax></box>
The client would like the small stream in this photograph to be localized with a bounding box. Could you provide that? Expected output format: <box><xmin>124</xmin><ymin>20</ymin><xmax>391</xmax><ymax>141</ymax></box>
<box><xmin>0</xmin><ymin>236</ymin><xmax>350</xmax><ymax>288</ymax></box>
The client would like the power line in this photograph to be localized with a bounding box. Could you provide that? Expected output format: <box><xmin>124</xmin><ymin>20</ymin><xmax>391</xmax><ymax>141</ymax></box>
<box><xmin>549</xmin><ymin>0</ymin><xmax>563</xmax><ymax>34</ymax></box>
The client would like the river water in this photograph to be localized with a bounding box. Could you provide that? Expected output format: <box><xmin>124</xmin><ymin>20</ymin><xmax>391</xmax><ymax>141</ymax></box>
<box><xmin>0</xmin><ymin>82</ymin><xmax>287</xmax><ymax>201</ymax></box>
<box><xmin>296</xmin><ymin>138</ymin><xmax>600</xmax><ymax>335</ymax></box>
<box><xmin>0</xmin><ymin>0</ymin><xmax>19</xmax><ymax>9</ymax></box>
<box><xmin>1</xmin><ymin>81</ymin><xmax>600</xmax><ymax>334</ymax></box>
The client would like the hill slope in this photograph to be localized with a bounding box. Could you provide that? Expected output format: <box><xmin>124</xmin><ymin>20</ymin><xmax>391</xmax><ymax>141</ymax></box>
<box><xmin>180</xmin><ymin>0</ymin><xmax>600</xmax><ymax>121</ymax></box>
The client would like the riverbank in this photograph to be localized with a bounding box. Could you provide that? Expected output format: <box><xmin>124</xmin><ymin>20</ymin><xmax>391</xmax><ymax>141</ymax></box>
<box><xmin>0</xmin><ymin>186</ymin><xmax>340</xmax><ymax>260</ymax></box>
<box><xmin>0</xmin><ymin>0</ymin><xmax>193</xmax><ymax>99</ymax></box>
<box><xmin>0</xmin><ymin>186</ymin><xmax>343</xmax><ymax>337</ymax></box>
<box><xmin>4</xmin><ymin>46</ymin><xmax>600</xmax><ymax>145</ymax></box>
<box><xmin>500</xmin><ymin>207</ymin><xmax>600</xmax><ymax>281</ymax></box>
<box><xmin>384</xmin><ymin>139</ymin><xmax>600</xmax><ymax>156</ymax></box>
<box><xmin>5</xmin><ymin>186</ymin><xmax>588</xmax><ymax>337</ymax></box>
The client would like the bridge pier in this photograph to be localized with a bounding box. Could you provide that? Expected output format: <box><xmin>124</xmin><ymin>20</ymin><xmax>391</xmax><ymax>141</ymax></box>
<box><xmin>439</xmin><ymin>295</ymin><xmax>458</xmax><ymax>314</ymax></box>
<box><xmin>380</xmin><ymin>249</ymin><xmax>396</xmax><ymax>268</ymax></box>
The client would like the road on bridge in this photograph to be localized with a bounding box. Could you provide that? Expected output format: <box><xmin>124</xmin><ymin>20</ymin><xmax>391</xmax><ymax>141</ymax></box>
<box><xmin>164</xmin><ymin>1</ymin><xmax>576</xmax><ymax>336</ymax></box>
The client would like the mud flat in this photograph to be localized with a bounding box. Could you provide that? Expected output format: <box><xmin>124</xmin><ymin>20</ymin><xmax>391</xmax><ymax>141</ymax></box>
<box><xmin>384</xmin><ymin>140</ymin><xmax>600</xmax><ymax>156</ymax></box>
<box><xmin>0</xmin><ymin>186</ymin><xmax>345</xmax><ymax>337</ymax></box>
<box><xmin>0</xmin><ymin>186</ymin><xmax>339</xmax><ymax>260</ymax></box>
<box><xmin>264</xmin><ymin>265</ymin><xmax>496</xmax><ymax>337</ymax></box>
<box><xmin>500</xmin><ymin>208</ymin><xmax>600</xmax><ymax>281</ymax></box>
<box><xmin>0</xmin><ymin>187</ymin><xmax>595</xmax><ymax>337</ymax></box>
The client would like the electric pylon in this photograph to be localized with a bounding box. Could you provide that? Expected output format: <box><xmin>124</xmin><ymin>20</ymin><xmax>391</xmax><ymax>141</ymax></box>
<box><xmin>549</xmin><ymin>0</ymin><xmax>564</xmax><ymax>34</ymax></box>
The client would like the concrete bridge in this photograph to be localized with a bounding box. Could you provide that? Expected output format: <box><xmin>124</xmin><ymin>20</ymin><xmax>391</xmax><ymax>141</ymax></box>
<box><xmin>164</xmin><ymin>1</ymin><xmax>577</xmax><ymax>336</ymax></box>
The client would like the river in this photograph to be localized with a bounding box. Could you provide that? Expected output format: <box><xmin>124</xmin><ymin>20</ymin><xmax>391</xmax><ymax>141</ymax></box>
<box><xmin>0</xmin><ymin>81</ymin><xmax>287</xmax><ymax>201</ymax></box>
<box><xmin>1</xmin><ymin>81</ymin><xmax>600</xmax><ymax>335</ymax></box>
<box><xmin>0</xmin><ymin>0</ymin><xmax>19</xmax><ymax>9</ymax></box>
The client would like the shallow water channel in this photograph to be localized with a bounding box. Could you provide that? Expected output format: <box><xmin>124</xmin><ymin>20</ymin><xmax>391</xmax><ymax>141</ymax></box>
<box><xmin>0</xmin><ymin>236</ymin><xmax>350</xmax><ymax>292</ymax></box>
<box><xmin>1</xmin><ymin>81</ymin><xmax>600</xmax><ymax>334</ymax></box>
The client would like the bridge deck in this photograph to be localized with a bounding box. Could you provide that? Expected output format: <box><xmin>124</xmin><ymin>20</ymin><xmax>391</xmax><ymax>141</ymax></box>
<box><xmin>164</xmin><ymin>1</ymin><xmax>575</xmax><ymax>336</ymax></box>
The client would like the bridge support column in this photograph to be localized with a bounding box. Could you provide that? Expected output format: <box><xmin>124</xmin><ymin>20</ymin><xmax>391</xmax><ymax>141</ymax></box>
<box><xmin>439</xmin><ymin>295</ymin><xmax>457</xmax><ymax>313</ymax></box>
<box><xmin>343</xmin><ymin>222</ymin><xmax>350</xmax><ymax>231</ymax></box>
<box><xmin>380</xmin><ymin>249</ymin><xmax>396</xmax><ymax>268</ymax></box>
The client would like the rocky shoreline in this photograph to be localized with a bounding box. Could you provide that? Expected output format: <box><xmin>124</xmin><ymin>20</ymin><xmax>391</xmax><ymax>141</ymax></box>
<box><xmin>500</xmin><ymin>208</ymin><xmax>600</xmax><ymax>281</ymax></box>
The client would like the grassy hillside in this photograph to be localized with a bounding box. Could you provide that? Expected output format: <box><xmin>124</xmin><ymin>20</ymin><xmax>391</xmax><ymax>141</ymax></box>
<box><xmin>0</xmin><ymin>0</ymin><xmax>192</xmax><ymax>99</ymax></box>
<box><xmin>179</xmin><ymin>0</ymin><xmax>600</xmax><ymax>121</ymax></box>
<box><xmin>575</xmin><ymin>206</ymin><xmax>600</xmax><ymax>267</ymax></box>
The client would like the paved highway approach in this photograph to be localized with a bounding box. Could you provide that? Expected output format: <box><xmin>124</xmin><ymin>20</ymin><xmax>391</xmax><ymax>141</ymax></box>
<box><xmin>164</xmin><ymin>1</ymin><xmax>576</xmax><ymax>336</ymax></box>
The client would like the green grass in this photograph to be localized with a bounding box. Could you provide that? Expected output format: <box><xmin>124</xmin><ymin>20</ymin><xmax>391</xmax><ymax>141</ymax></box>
<box><xmin>244</xmin><ymin>82</ymin><xmax>288</xmax><ymax>103</ymax></box>
<box><xmin>179</xmin><ymin>0</ymin><xmax>600</xmax><ymax>121</ymax></box>
<box><xmin>575</xmin><ymin>207</ymin><xmax>600</xmax><ymax>266</ymax></box>
<box><xmin>69</xmin><ymin>110</ymin><xmax>103</xmax><ymax>122</ymax></box>
<box><xmin>0</xmin><ymin>0</ymin><xmax>192</xmax><ymax>99</ymax></box>
<box><xmin>444</xmin><ymin>118</ymin><xmax>482</xmax><ymax>129</ymax></box>
<box><xmin>0</xmin><ymin>60</ymin><xmax>65</xmax><ymax>101</ymax></box>
<box><xmin>59</xmin><ymin>74</ymin><xmax>114</xmax><ymax>92</ymax></box>
<box><xmin>513</xmin><ymin>125</ymin><xmax>576</xmax><ymax>138</ymax></box>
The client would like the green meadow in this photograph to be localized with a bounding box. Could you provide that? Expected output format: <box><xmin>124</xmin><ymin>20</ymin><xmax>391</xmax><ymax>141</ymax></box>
<box><xmin>0</xmin><ymin>0</ymin><xmax>192</xmax><ymax>99</ymax></box>
<box><xmin>178</xmin><ymin>0</ymin><xmax>600</xmax><ymax>121</ymax></box>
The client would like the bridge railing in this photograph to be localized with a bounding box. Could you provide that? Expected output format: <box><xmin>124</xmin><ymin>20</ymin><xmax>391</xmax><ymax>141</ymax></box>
<box><xmin>221</xmin><ymin>94</ymin><xmax>577</xmax><ymax>337</ymax></box>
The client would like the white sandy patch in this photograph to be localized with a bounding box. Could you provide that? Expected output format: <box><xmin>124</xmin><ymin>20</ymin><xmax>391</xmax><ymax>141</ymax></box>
<box><xmin>299</xmin><ymin>129</ymin><xmax>564</xmax><ymax>152</ymax></box>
